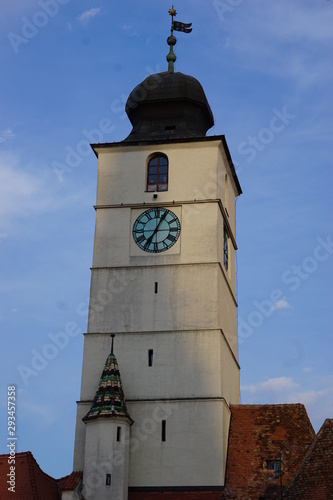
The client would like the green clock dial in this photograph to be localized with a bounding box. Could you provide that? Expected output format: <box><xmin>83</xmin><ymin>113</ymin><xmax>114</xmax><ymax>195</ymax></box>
<box><xmin>132</xmin><ymin>207</ymin><xmax>181</xmax><ymax>253</ymax></box>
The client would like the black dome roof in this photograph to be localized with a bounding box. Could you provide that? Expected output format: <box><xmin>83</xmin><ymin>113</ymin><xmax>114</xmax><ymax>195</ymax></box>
<box><xmin>123</xmin><ymin>71</ymin><xmax>214</xmax><ymax>142</ymax></box>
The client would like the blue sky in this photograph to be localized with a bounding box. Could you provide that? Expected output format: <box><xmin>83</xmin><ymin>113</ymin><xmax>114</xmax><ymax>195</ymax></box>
<box><xmin>1</xmin><ymin>0</ymin><xmax>332</xmax><ymax>479</ymax></box>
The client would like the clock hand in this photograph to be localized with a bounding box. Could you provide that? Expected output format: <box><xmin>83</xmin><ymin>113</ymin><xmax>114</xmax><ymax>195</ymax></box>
<box><xmin>144</xmin><ymin>211</ymin><xmax>168</xmax><ymax>249</ymax></box>
<box><xmin>154</xmin><ymin>210</ymin><xmax>168</xmax><ymax>232</ymax></box>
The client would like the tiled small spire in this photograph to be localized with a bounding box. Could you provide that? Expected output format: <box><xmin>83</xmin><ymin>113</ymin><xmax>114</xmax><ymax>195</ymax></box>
<box><xmin>83</xmin><ymin>347</ymin><xmax>133</xmax><ymax>424</ymax></box>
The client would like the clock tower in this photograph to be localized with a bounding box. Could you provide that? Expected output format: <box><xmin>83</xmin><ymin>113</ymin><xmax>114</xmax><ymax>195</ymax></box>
<box><xmin>73</xmin><ymin>15</ymin><xmax>242</xmax><ymax>499</ymax></box>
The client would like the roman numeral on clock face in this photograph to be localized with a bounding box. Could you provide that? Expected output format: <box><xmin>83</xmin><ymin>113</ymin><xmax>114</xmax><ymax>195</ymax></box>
<box><xmin>133</xmin><ymin>208</ymin><xmax>181</xmax><ymax>253</ymax></box>
<box><xmin>136</xmin><ymin>235</ymin><xmax>146</xmax><ymax>244</ymax></box>
<box><xmin>144</xmin><ymin>212</ymin><xmax>153</xmax><ymax>221</ymax></box>
<box><xmin>168</xmin><ymin>217</ymin><xmax>178</xmax><ymax>224</ymax></box>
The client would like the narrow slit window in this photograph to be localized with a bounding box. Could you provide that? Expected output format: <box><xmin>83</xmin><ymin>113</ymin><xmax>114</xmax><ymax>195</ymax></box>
<box><xmin>155</xmin><ymin>282</ymin><xmax>158</xmax><ymax>293</ymax></box>
<box><xmin>148</xmin><ymin>349</ymin><xmax>153</xmax><ymax>367</ymax></box>
<box><xmin>162</xmin><ymin>420</ymin><xmax>166</xmax><ymax>441</ymax></box>
<box><xmin>223</xmin><ymin>226</ymin><xmax>229</xmax><ymax>271</ymax></box>
<box><xmin>225</xmin><ymin>174</ymin><xmax>229</xmax><ymax>215</ymax></box>
<box><xmin>106</xmin><ymin>474</ymin><xmax>111</xmax><ymax>486</ymax></box>
<box><xmin>147</xmin><ymin>154</ymin><xmax>168</xmax><ymax>192</ymax></box>
<box><xmin>117</xmin><ymin>426</ymin><xmax>121</xmax><ymax>442</ymax></box>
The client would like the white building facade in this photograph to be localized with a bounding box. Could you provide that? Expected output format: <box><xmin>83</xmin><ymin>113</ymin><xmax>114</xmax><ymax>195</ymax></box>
<box><xmin>73</xmin><ymin>41</ymin><xmax>242</xmax><ymax>498</ymax></box>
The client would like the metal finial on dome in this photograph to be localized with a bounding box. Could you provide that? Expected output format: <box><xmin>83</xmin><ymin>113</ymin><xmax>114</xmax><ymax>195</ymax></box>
<box><xmin>111</xmin><ymin>334</ymin><xmax>115</xmax><ymax>355</ymax></box>
<box><xmin>167</xmin><ymin>35</ymin><xmax>177</xmax><ymax>73</ymax></box>
<box><xmin>169</xmin><ymin>6</ymin><xmax>177</xmax><ymax>19</ymax></box>
<box><xmin>167</xmin><ymin>6</ymin><xmax>177</xmax><ymax>73</ymax></box>
<box><xmin>166</xmin><ymin>6</ymin><xmax>193</xmax><ymax>73</ymax></box>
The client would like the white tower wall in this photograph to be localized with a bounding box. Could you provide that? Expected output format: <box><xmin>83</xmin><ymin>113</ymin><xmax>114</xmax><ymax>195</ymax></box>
<box><xmin>74</xmin><ymin>138</ymin><xmax>241</xmax><ymax>489</ymax></box>
<box><xmin>82</xmin><ymin>419</ymin><xmax>130</xmax><ymax>500</ymax></box>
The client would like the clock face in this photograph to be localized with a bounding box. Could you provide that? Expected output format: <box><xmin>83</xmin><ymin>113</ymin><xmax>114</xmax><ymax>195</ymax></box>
<box><xmin>132</xmin><ymin>208</ymin><xmax>181</xmax><ymax>253</ymax></box>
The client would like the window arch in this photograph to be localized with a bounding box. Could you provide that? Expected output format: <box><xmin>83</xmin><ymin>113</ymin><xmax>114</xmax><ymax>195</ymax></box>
<box><xmin>147</xmin><ymin>154</ymin><xmax>168</xmax><ymax>192</ymax></box>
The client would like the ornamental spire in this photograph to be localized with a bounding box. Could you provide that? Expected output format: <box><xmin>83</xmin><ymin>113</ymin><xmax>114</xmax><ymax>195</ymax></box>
<box><xmin>82</xmin><ymin>349</ymin><xmax>133</xmax><ymax>424</ymax></box>
<box><xmin>166</xmin><ymin>6</ymin><xmax>192</xmax><ymax>73</ymax></box>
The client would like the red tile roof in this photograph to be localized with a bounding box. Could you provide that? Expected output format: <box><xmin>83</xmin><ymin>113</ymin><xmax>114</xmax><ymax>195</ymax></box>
<box><xmin>1</xmin><ymin>407</ymin><xmax>330</xmax><ymax>499</ymax></box>
<box><xmin>0</xmin><ymin>451</ymin><xmax>59</xmax><ymax>499</ymax></box>
<box><xmin>224</xmin><ymin>404</ymin><xmax>315</xmax><ymax>499</ymax></box>
<box><xmin>58</xmin><ymin>470</ymin><xmax>83</xmax><ymax>491</ymax></box>
<box><xmin>283</xmin><ymin>418</ymin><xmax>333</xmax><ymax>499</ymax></box>
<box><xmin>0</xmin><ymin>451</ymin><xmax>82</xmax><ymax>499</ymax></box>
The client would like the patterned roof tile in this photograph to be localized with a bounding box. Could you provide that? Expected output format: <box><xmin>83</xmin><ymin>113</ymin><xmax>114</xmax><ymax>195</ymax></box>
<box><xmin>0</xmin><ymin>451</ymin><xmax>59</xmax><ymax>499</ymax></box>
<box><xmin>83</xmin><ymin>352</ymin><xmax>133</xmax><ymax>424</ymax></box>
<box><xmin>223</xmin><ymin>404</ymin><xmax>315</xmax><ymax>499</ymax></box>
<box><xmin>283</xmin><ymin>418</ymin><xmax>333</xmax><ymax>499</ymax></box>
<box><xmin>58</xmin><ymin>470</ymin><xmax>83</xmax><ymax>491</ymax></box>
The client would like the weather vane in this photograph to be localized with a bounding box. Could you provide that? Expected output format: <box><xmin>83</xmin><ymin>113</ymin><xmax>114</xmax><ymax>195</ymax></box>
<box><xmin>167</xmin><ymin>6</ymin><xmax>192</xmax><ymax>72</ymax></box>
<box><xmin>169</xmin><ymin>6</ymin><xmax>177</xmax><ymax>20</ymax></box>
<box><xmin>168</xmin><ymin>5</ymin><xmax>192</xmax><ymax>34</ymax></box>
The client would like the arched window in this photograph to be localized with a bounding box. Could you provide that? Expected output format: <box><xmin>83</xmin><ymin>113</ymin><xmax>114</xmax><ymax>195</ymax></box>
<box><xmin>147</xmin><ymin>154</ymin><xmax>168</xmax><ymax>192</ymax></box>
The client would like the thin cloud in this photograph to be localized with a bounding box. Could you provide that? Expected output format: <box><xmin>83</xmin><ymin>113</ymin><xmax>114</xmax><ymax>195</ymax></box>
<box><xmin>241</xmin><ymin>375</ymin><xmax>333</xmax><ymax>431</ymax></box>
<box><xmin>122</xmin><ymin>24</ymin><xmax>139</xmax><ymax>37</ymax></box>
<box><xmin>220</xmin><ymin>1</ymin><xmax>333</xmax><ymax>88</ymax></box>
<box><xmin>0</xmin><ymin>128</ymin><xmax>15</xmax><ymax>143</ymax></box>
<box><xmin>0</xmin><ymin>153</ymin><xmax>43</xmax><ymax>223</ymax></box>
<box><xmin>78</xmin><ymin>7</ymin><xmax>101</xmax><ymax>24</ymax></box>
<box><xmin>242</xmin><ymin>376</ymin><xmax>299</xmax><ymax>394</ymax></box>
<box><xmin>286</xmin><ymin>389</ymin><xmax>327</xmax><ymax>407</ymax></box>
<box><xmin>272</xmin><ymin>299</ymin><xmax>292</xmax><ymax>311</ymax></box>
<box><xmin>20</xmin><ymin>401</ymin><xmax>56</xmax><ymax>427</ymax></box>
<box><xmin>0</xmin><ymin>152</ymin><xmax>90</xmax><ymax>232</ymax></box>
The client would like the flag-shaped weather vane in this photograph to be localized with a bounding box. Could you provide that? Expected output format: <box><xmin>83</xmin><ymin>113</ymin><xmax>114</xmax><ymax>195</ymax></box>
<box><xmin>167</xmin><ymin>6</ymin><xmax>192</xmax><ymax>72</ymax></box>
<box><xmin>169</xmin><ymin>5</ymin><xmax>192</xmax><ymax>34</ymax></box>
